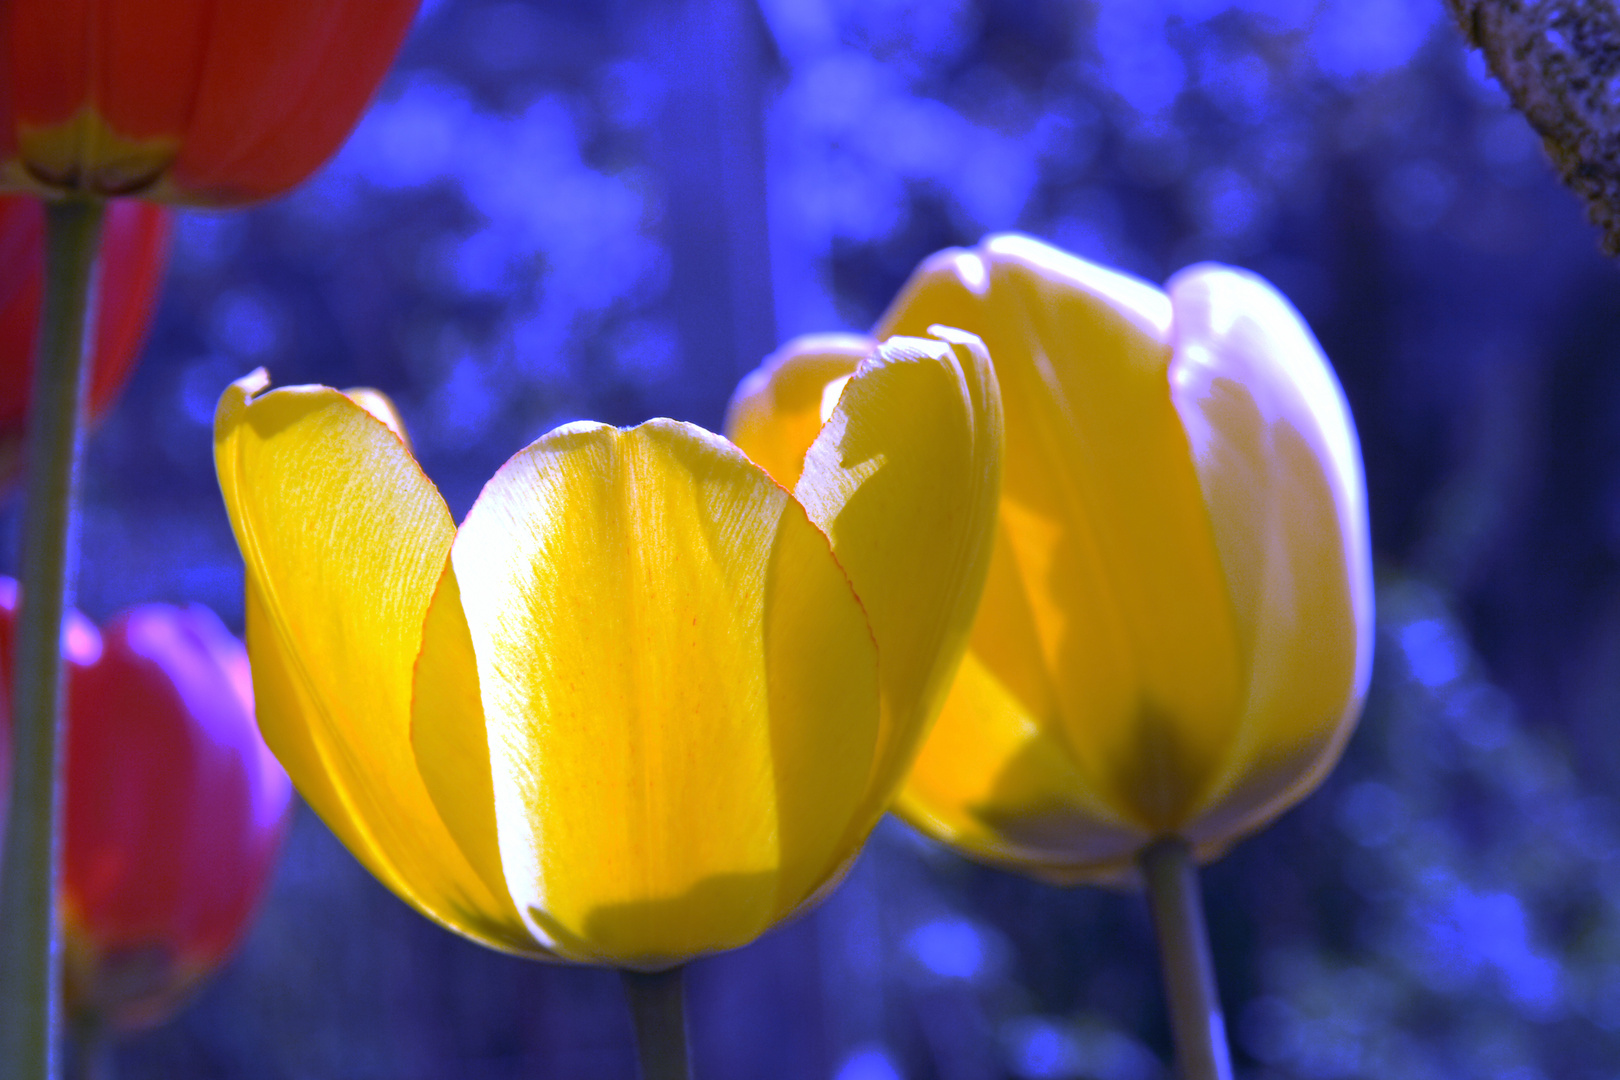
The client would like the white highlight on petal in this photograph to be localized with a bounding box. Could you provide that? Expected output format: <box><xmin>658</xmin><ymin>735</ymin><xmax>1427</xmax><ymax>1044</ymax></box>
<box><xmin>1166</xmin><ymin>264</ymin><xmax>1372</xmax><ymax>698</ymax></box>
<box><xmin>984</xmin><ymin>233</ymin><xmax>1173</xmax><ymax>341</ymax></box>
<box><xmin>819</xmin><ymin>374</ymin><xmax>853</xmax><ymax>425</ymax></box>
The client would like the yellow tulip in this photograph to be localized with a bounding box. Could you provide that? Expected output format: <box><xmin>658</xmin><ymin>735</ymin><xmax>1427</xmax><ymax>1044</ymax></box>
<box><xmin>727</xmin><ymin>234</ymin><xmax>1372</xmax><ymax>884</ymax></box>
<box><xmin>212</xmin><ymin>328</ymin><xmax>1002</xmax><ymax>970</ymax></box>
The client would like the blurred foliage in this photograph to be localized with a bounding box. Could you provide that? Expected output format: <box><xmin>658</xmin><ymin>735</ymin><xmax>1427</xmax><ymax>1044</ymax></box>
<box><xmin>13</xmin><ymin>0</ymin><xmax>1620</xmax><ymax>1076</ymax></box>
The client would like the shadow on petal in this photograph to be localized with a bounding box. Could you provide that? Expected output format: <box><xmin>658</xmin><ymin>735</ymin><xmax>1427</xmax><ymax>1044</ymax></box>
<box><xmin>531</xmin><ymin>869</ymin><xmax>782</xmax><ymax>972</ymax></box>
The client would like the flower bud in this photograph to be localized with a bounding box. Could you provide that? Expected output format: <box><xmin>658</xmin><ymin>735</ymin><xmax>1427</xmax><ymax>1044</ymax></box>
<box><xmin>0</xmin><ymin>587</ymin><xmax>294</xmax><ymax>1031</ymax></box>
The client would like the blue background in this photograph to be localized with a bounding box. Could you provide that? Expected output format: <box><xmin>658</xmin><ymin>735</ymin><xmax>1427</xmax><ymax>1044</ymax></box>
<box><xmin>19</xmin><ymin>0</ymin><xmax>1620</xmax><ymax>1076</ymax></box>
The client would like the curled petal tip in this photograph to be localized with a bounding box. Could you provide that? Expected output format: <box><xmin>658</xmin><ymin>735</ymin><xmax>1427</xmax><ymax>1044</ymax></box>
<box><xmin>224</xmin><ymin>367</ymin><xmax>271</xmax><ymax>405</ymax></box>
<box><xmin>343</xmin><ymin>387</ymin><xmax>412</xmax><ymax>450</ymax></box>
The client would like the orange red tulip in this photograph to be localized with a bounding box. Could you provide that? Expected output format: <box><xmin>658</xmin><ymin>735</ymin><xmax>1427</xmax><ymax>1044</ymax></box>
<box><xmin>0</xmin><ymin>587</ymin><xmax>293</xmax><ymax>1031</ymax></box>
<box><xmin>0</xmin><ymin>1</ymin><xmax>420</xmax><ymax>204</ymax></box>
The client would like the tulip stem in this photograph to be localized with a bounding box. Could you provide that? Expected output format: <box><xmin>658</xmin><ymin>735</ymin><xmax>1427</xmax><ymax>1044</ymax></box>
<box><xmin>1139</xmin><ymin>837</ymin><xmax>1233</xmax><ymax>1080</ymax></box>
<box><xmin>0</xmin><ymin>196</ymin><xmax>106</xmax><ymax>1080</ymax></box>
<box><xmin>622</xmin><ymin>966</ymin><xmax>692</xmax><ymax>1080</ymax></box>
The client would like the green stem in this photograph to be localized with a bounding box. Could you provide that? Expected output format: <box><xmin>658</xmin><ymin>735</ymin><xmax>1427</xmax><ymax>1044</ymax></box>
<box><xmin>622</xmin><ymin>967</ymin><xmax>692</xmax><ymax>1080</ymax></box>
<box><xmin>1139</xmin><ymin>838</ymin><xmax>1234</xmax><ymax>1080</ymax></box>
<box><xmin>0</xmin><ymin>196</ymin><xmax>106</xmax><ymax>1080</ymax></box>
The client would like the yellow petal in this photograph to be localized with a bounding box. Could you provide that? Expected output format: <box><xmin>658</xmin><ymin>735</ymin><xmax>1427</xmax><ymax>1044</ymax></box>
<box><xmin>896</xmin><ymin>650</ymin><xmax>1148</xmax><ymax>884</ymax></box>
<box><xmin>213</xmin><ymin>370</ymin><xmax>535</xmax><ymax>954</ymax></box>
<box><xmin>895</xmin><ymin>512</ymin><xmax>1147</xmax><ymax>879</ymax></box>
<box><xmin>408</xmin><ymin>561</ymin><xmax>548</xmax><ymax>955</ymax></box>
<box><xmin>1165</xmin><ymin>265</ymin><xmax>1373</xmax><ymax>848</ymax></box>
<box><xmin>879</xmin><ymin>235</ymin><xmax>1245</xmax><ymax>831</ymax></box>
<box><xmin>342</xmin><ymin>387</ymin><xmax>412</xmax><ymax>450</ymax></box>
<box><xmin>449</xmin><ymin>419</ymin><xmax>881</xmax><ymax>968</ymax></box>
<box><xmin>724</xmin><ymin>332</ymin><xmax>872</xmax><ymax>489</ymax></box>
<box><xmin>793</xmin><ymin>328</ymin><xmax>1004</xmax><ymax>839</ymax></box>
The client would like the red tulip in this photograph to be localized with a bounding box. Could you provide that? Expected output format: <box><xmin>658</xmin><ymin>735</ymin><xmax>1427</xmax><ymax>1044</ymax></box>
<box><xmin>0</xmin><ymin>584</ymin><xmax>294</xmax><ymax>1032</ymax></box>
<box><xmin>0</xmin><ymin>1</ymin><xmax>422</xmax><ymax>205</ymax></box>
<box><xmin>0</xmin><ymin>193</ymin><xmax>169</xmax><ymax>484</ymax></box>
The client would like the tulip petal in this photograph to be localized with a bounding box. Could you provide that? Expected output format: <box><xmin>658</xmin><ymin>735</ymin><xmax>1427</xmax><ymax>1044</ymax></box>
<box><xmin>793</xmin><ymin>329</ymin><xmax>1004</xmax><ymax>839</ymax></box>
<box><xmin>1166</xmin><ymin>266</ymin><xmax>1373</xmax><ymax>848</ymax></box>
<box><xmin>61</xmin><ymin>603</ymin><xmax>292</xmax><ymax>1032</ymax></box>
<box><xmin>342</xmin><ymin>387</ymin><xmax>412</xmax><ymax>449</ymax></box>
<box><xmin>166</xmin><ymin>3</ymin><xmax>420</xmax><ymax>202</ymax></box>
<box><xmin>409</xmin><ymin>561</ymin><xmax>547</xmax><ymax>954</ymax></box>
<box><xmin>214</xmin><ymin>371</ymin><xmax>535</xmax><ymax>954</ymax></box>
<box><xmin>897</xmin><ymin>650</ymin><xmax>1148</xmax><ymax>884</ymax></box>
<box><xmin>725</xmin><ymin>332</ymin><xmax>872</xmax><ymax>489</ymax></box>
<box><xmin>877</xmin><ymin>236</ymin><xmax>1245</xmax><ymax>830</ymax></box>
<box><xmin>451</xmin><ymin>420</ymin><xmax>881</xmax><ymax>967</ymax></box>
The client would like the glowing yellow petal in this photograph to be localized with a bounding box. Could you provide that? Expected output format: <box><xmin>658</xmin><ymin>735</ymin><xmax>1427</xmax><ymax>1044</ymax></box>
<box><xmin>1165</xmin><ymin>266</ymin><xmax>1373</xmax><ymax>847</ymax></box>
<box><xmin>213</xmin><ymin>370</ymin><xmax>534</xmax><ymax>954</ymax></box>
<box><xmin>879</xmin><ymin>235</ymin><xmax>1244</xmax><ymax>830</ymax></box>
<box><xmin>898</xmin><ymin>510</ymin><xmax>1152</xmax><ymax>871</ymax></box>
<box><xmin>897</xmin><ymin>650</ymin><xmax>1148</xmax><ymax>884</ymax></box>
<box><xmin>449</xmin><ymin>420</ymin><xmax>881</xmax><ymax>968</ymax></box>
<box><xmin>794</xmin><ymin>328</ymin><xmax>1004</xmax><ymax>836</ymax></box>
<box><xmin>725</xmin><ymin>332</ymin><xmax>872</xmax><ymax>489</ymax></box>
<box><xmin>408</xmin><ymin>561</ymin><xmax>545</xmax><ymax>954</ymax></box>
